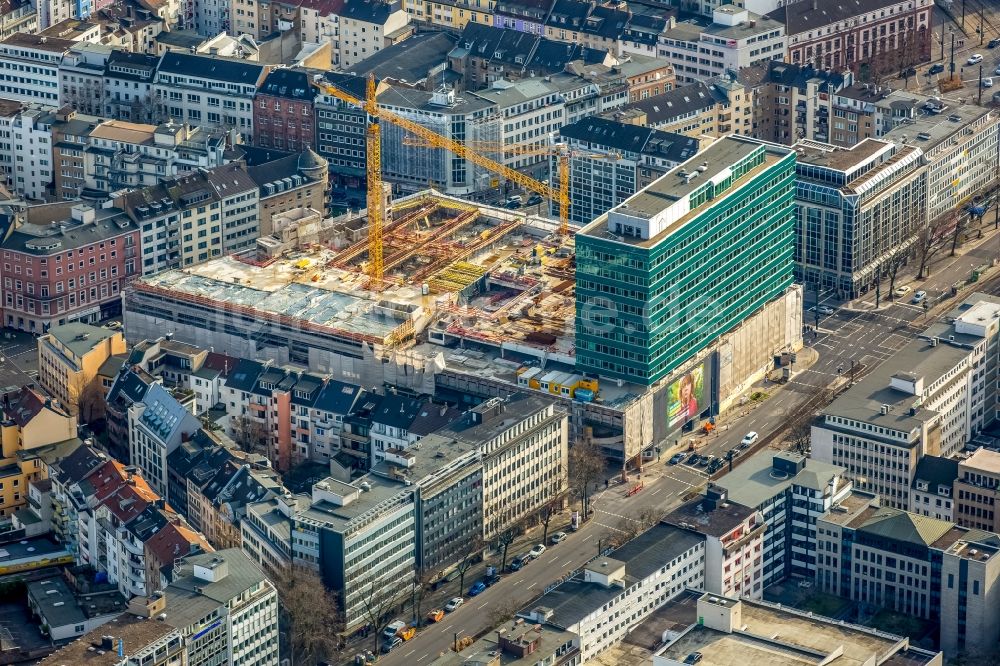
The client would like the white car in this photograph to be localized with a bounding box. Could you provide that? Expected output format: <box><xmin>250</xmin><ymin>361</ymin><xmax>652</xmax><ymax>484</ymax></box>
<box><xmin>893</xmin><ymin>285</ymin><xmax>911</xmax><ymax>297</ymax></box>
<box><xmin>551</xmin><ymin>531</ymin><xmax>568</xmax><ymax>544</ymax></box>
<box><xmin>444</xmin><ymin>597</ymin><xmax>464</xmax><ymax>612</ymax></box>
<box><xmin>529</xmin><ymin>544</ymin><xmax>546</xmax><ymax>558</ymax></box>
<box><xmin>817</xmin><ymin>305</ymin><xmax>835</xmax><ymax>315</ymax></box>
<box><xmin>912</xmin><ymin>290</ymin><xmax>927</xmax><ymax>304</ymax></box>
<box><xmin>968</xmin><ymin>53</ymin><xmax>984</xmax><ymax>65</ymax></box>
<box><xmin>983</xmin><ymin>78</ymin><xmax>995</xmax><ymax>88</ymax></box>
<box><xmin>741</xmin><ymin>431</ymin><xmax>759</xmax><ymax>448</ymax></box>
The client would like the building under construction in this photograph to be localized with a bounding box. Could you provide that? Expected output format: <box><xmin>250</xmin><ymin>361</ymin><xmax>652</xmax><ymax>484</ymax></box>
<box><xmin>124</xmin><ymin>188</ymin><xmax>802</xmax><ymax>462</ymax></box>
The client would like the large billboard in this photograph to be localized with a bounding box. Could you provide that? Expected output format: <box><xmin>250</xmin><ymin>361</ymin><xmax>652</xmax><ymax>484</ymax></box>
<box><xmin>667</xmin><ymin>363</ymin><xmax>706</xmax><ymax>430</ymax></box>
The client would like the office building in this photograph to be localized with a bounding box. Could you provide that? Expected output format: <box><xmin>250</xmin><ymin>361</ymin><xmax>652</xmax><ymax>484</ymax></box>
<box><xmin>252</xmin><ymin>67</ymin><xmax>320</xmax><ymax>153</ymax></box>
<box><xmin>955</xmin><ymin>448</ymin><xmax>1000</xmax><ymax>533</ymax></box>
<box><xmin>816</xmin><ymin>490</ymin><xmax>1000</xmax><ymax>658</ymax></box>
<box><xmin>812</xmin><ymin>296</ymin><xmax>1000</xmax><ymax>507</ymax></box>
<box><xmin>575</xmin><ymin>135</ymin><xmax>796</xmax><ymax>386</ymax></box>
<box><xmin>793</xmin><ymin>139</ymin><xmax>925</xmax><ymax>297</ymax></box>
<box><xmin>0</xmin><ymin>33</ymin><xmax>71</xmax><ymax>106</ymax></box>
<box><xmin>557</xmin><ymin>117</ymin><xmax>701</xmax><ymax>225</ymax></box>
<box><xmin>0</xmin><ymin>0</ymin><xmax>36</xmax><ymax>40</ymax></box>
<box><xmin>658</xmin><ymin>7</ymin><xmax>785</xmax><ymax>84</ymax></box>
<box><xmin>715</xmin><ymin>452</ymin><xmax>851</xmax><ymax>587</ymax></box>
<box><xmin>882</xmin><ymin>106</ymin><xmax>999</xmax><ymax>222</ymax></box>
<box><xmin>520</xmin><ymin>523</ymin><xmax>705</xmax><ymax>662</ymax></box>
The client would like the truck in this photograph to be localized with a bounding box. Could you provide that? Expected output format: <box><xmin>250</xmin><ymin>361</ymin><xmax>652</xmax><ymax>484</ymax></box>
<box><xmin>383</xmin><ymin>620</ymin><xmax>415</xmax><ymax>642</ymax></box>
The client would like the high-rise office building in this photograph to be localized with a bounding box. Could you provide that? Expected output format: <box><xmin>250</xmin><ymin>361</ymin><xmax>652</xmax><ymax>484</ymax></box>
<box><xmin>575</xmin><ymin>135</ymin><xmax>796</xmax><ymax>385</ymax></box>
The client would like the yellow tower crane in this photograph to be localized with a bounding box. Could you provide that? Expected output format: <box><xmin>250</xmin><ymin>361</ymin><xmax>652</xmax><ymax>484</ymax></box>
<box><xmin>311</xmin><ymin>75</ymin><xmax>588</xmax><ymax>249</ymax></box>
<box><xmin>402</xmin><ymin>136</ymin><xmax>621</xmax><ymax>223</ymax></box>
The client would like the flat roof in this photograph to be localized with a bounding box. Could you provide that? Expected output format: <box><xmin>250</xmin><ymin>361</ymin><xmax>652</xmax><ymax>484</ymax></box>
<box><xmin>821</xmin><ymin>336</ymin><xmax>971</xmax><ymax>430</ymax></box>
<box><xmin>794</xmin><ymin>138</ymin><xmax>892</xmax><ymax>172</ymax></box>
<box><xmin>430</xmin><ymin>618</ymin><xmax>577</xmax><ymax>665</ymax></box>
<box><xmin>960</xmin><ymin>448</ymin><xmax>1000</xmax><ymax>476</ymax></box>
<box><xmin>882</xmin><ymin>104</ymin><xmax>992</xmax><ymax>152</ymax></box>
<box><xmin>299</xmin><ymin>475</ymin><xmax>410</xmax><ymax>532</ymax></box>
<box><xmin>36</xmin><ymin>612</ymin><xmax>177</xmax><ymax>666</ymax></box>
<box><xmin>715</xmin><ymin>452</ymin><xmax>845</xmax><ymax>508</ymax></box>
<box><xmin>663</xmin><ymin>496</ymin><xmax>755</xmax><ymax>538</ymax></box>
<box><xmin>578</xmin><ymin>136</ymin><xmax>787</xmax><ymax>248</ymax></box>
<box><xmin>657</xmin><ymin>593</ymin><xmax>937</xmax><ymax>666</ymax></box>
<box><xmin>89</xmin><ymin>120</ymin><xmax>157</xmax><ymax>145</ymax></box>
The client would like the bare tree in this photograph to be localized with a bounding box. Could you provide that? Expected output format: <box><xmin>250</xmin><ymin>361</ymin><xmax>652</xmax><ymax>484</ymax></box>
<box><xmin>360</xmin><ymin>574</ymin><xmax>410</xmax><ymax>658</ymax></box>
<box><xmin>916</xmin><ymin>212</ymin><xmax>954</xmax><ymax>278</ymax></box>
<box><xmin>488</xmin><ymin>598</ymin><xmax>520</xmax><ymax>627</ymax></box>
<box><xmin>410</xmin><ymin>566</ymin><xmax>436</xmax><ymax>627</ymax></box>
<box><xmin>886</xmin><ymin>245</ymin><xmax>910</xmax><ymax>299</ymax></box>
<box><xmin>455</xmin><ymin>536</ymin><xmax>484</xmax><ymax>594</ymax></box>
<box><xmin>951</xmin><ymin>209</ymin><xmax>973</xmax><ymax>256</ymax></box>
<box><xmin>229</xmin><ymin>413</ymin><xmax>269</xmax><ymax>455</ymax></box>
<box><xmin>273</xmin><ymin>565</ymin><xmax>342</xmax><ymax>666</ymax></box>
<box><xmin>495</xmin><ymin>511</ymin><xmax>527</xmax><ymax>573</ymax></box>
<box><xmin>539</xmin><ymin>498</ymin><xmax>561</xmax><ymax>545</ymax></box>
<box><xmin>74</xmin><ymin>375</ymin><xmax>108</xmax><ymax>425</ymax></box>
<box><xmin>568</xmin><ymin>441</ymin><xmax>604</xmax><ymax>517</ymax></box>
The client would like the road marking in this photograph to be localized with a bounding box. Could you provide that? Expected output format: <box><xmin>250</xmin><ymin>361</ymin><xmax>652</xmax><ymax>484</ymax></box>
<box><xmin>417</xmin><ymin>655</ymin><xmax>428</xmax><ymax>662</ymax></box>
<box><xmin>562</xmin><ymin>559</ymin><xmax>573</xmax><ymax>567</ymax></box>
<box><xmin>404</xmin><ymin>649</ymin><xmax>415</xmax><ymax>657</ymax></box>
<box><xmin>478</xmin><ymin>601</ymin><xmax>489</xmax><ymax>609</ymax></box>
<box><xmin>527</xmin><ymin>582</ymin><xmax>537</xmax><ymax>590</ymax></box>
<box><xmin>511</xmin><ymin>579</ymin><xmax>523</xmax><ymax>586</ymax></box>
<box><xmin>650</xmin><ymin>488</ymin><xmax>662</xmax><ymax>496</ymax></box>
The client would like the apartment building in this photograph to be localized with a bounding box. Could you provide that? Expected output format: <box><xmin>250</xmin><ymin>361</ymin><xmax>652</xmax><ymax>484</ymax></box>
<box><xmin>746</xmin><ymin>61</ymin><xmax>852</xmax><ymax>145</ymax></box>
<box><xmin>53</xmin><ymin>117</ymin><xmax>231</xmax><ymax>201</ymax></box>
<box><xmin>557</xmin><ymin>116</ymin><xmax>700</xmax><ymax>225</ymax></box>
<box><xmin>955</xmin><ymin>448</ymin><xmax>1000</xmax><ymax>533</ymax></box>
<box><xmin>245</xmin><ymin>147</ymin><xmax>329</xmax><ymax>235</ymax></box>
<box><xmin>575</xmin><ymin>135</ymin><xmax>796</xmax><ymax>385</ymax></box>
<box><xmin>103</xmin><ymin>51</ymin><xmax>159</xmax><ymax>123</ymax></box>
<box><xmin>610</xmin><ymin>76</ymin><xmax>751</xmax><ymax>139</ymax></box>
<box><xmin>1</xmin><ymin>203</ymin><xmax>140</xmax><ymax>332</ymax></box>
<box><xmin>882</xmin><ymin>106</ymin><xmax>999</xmax><ymax>222</ymax></box>
<box><xmin>665</xmin><ymin>487</ymin><xmax>766</xmax><ymax>599</ymax></box>
<box><xmin>37</xmin><ymin>321</ymin><xmax>126</xmax><ymax>414</ymax></box>
<box><xmin>910</xmin><ymin>455</ymin><xmax>959</xmax><ymax>521</ymax></box>
<box><xmin>793</xmin><ymin>139</ymin><xmax>925</xmax><ymax>297</ymax></box>
<box><xmin>368</xmin><ymin>393</ymin><xmax>460</xmax><ymax>466</ymax></box>
<box><xmin>521</xmin><ymin>523</ymin><xmax>705</xmax><ymax>662</ymax></box>
<box><xmin>816</xmin><ymin>490</ymin><xmax>1000</xmax><ymax>658</ymax></box>
<box><xmin>658</xmin><ymin>7</ymin><xmax>785</xmax><ymax>84</ymax></box>
<box><xmin>337</xmin><ymin>0</ymin><xmax>411</xmax><ymax>68</ymax></box>
<box><xmin>402</xmin><ymin>0</ymin><xmax>493</xmax><ymax>31</ymax></box>
<box><xmin>492</xmin><ymin>0</ymin><xmax>550</xmax><ymax>34</ymax></box>
<box><xmin>121</xmin><ymin>162</ymin><xmax>260</xmax><ymax>274</ymax></box>
<box><xmin>770</xmin><ymin>0</ymin><xmax>932</xmax><ymax>74</ymax></box>
<box><xmin>314</xmin><ymin>73</ymin><xmax>367</xmax><ymax>190</ymax></box>
<box><xmin>715</xmin><ymin>452</ymin><xmax>852</xmax><ymax>587</ymax></box>
<box><xmin>129</xmin><ymin>382</ymin><xmax>202</xmax><ymax>498</ymax></box>
<box><xmin>0</xmin><ymin>33</ymin><xmax>72</xmax><ymax>106</ymax></box>
<box><xmin>153</xmin><ymin>53</ymin><xmax>267</xmax><ymax>135</ymax></box>
<box><xmin>0</xmin><ymin>105</ymin><xmax>56</xmax><ymax>200</ymax></box>
<box><xmin>252</xmin><ymin>67</ymin><xmax>320</xmax><ymax>153</ymax></box>
<box><xmin>0</xmin><ymin>388</ymin><xmax>75</xmax><ymax>521</ymax></box>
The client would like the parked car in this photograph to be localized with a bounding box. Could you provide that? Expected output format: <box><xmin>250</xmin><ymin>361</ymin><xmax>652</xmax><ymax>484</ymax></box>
<box><xmin>529</xmin><ymin>544</ymin><xmax>546</xmax><ymax>558</ymax></box>
<box><xmin>668</xmin><ymin>452</ymin><xmax>687</xmax><ymax>465</ymax></box>
<box><xmin>510</xmin><ymin>553</ymin><xmax>531</xmax><ymax>571</ymax></box>
<box><xmin>468</xmin><ymin>581</ymin><xmax>487</xmax><ymax>597</ymax></box>
<box><xmin>741</xmin><ymin>431</ymin><xmax>759</xmax><ymax>447</ymax></box>
<box><xmin>526</xmin><ymin>193</ymin><xmax>543</xmax><ymax>206</ymax></box>
<box><xmin>968</xmin><ymin>53</ymin><xmax>984</xmax><ymax>65</ymax></box>
<box><xmin>444</xmin><ymin>597</ymin><xmax>464</xmax><ymax>612</ymax></box>
<box><xmin>685</xmin><ymin>653</ymin><xmax>704</xmax><ymax>664</ymax></box>
<box><xmin>383</xmin><ymin>637</ymin><xmax>403</xmax><ymax>653</ymax></box>
<box><xmin>426</xmin><ymin>609</ymin><xmax>444</xmax><ymax>623</ymax></box>
<box><xmin>989</xmin><ymin>38</ymin><xmax>1000</xmax><ymax>48</ymax></box>
<box><xmin>484</xmin><ymin>573</ymin><xmax>502</xmax><ymax>587</ymax></box>
<box><xmin>898</xmin><ymin>66</ymin><xmax>916</xmax><ymax>78</ymax></box>
<box><xmin>983</xmin><ymin>77</ymin><xmax>995</xmax><ymax>88</ymax></box>
<box><xmin>505</xmin><ymin>200</ymin><xmax>522</xmax><ymax>209</ymax></box>
<box><xmin>995</xmin><ymin>65</ymin><xmax>1000</xmax><ymax>75</ymax></box>
<box><xmin>893</xmin><ymin>285</ymin><xmax>911</xmax><ymax>297</ymax></box>
<box><xmin>707</xmin><ymin>460</ymin><xmax>724</xmax><ymax>473</ymax></box>
<box><xmin>912</xmin><ymin>290</ymin><xmax>927</xmax><ymax>304</ymax></box>
<box><xmin>383</xmin><ymin>621</ymin><xmax>407</xmax><ymax>641</ymax></box>
<box><xmin>696</xmin><ymin>455</ymin><xmax>711</xmax><ymax>467</ymax></box>
<box><xmin>686</xmin><ymin>452</ymin><xmax>702</xmax><ymax>465</ymax></box>
<box><xmin>550</xmin><ymin>531</ymin><xmax>568</xmax><ymax>544</ymax></box>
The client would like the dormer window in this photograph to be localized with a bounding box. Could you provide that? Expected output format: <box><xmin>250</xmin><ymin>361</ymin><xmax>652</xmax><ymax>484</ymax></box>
<box><xmin>916</xmin><ymin>481</ymin><xmax>928</xmax><ymax>491</ymax></box>
<box><xmin>260</xmin><ymin>381</ymin><xmax>274</xmax><ymax>390</ymax></box>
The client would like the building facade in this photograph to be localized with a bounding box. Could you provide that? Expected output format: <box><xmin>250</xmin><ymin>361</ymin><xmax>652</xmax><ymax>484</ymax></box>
<box><xmin>575</xmin><ymin>135</ymin><xmax>796</xmax><ymax>385</ymax></box>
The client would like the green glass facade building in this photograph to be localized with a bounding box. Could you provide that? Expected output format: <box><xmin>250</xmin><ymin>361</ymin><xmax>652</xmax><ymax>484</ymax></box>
<box><xmin>575</xmin><ymin>136</ymin><xmax>797</xmax><ymax>386</ymax></box>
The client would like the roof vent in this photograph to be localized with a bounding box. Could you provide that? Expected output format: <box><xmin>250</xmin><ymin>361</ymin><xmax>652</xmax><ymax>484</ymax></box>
<box><xmin>880</xmin><ymin>404</ymin><xmax>890</xmax><ymax>415</ymax></box>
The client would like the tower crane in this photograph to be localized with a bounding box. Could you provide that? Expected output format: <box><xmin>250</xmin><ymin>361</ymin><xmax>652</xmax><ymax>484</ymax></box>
<box><xmin>311</xmin><ymin>76</ymin><xmax>581</xmax><ymax>268</ymax></box>
<box><xmin>402</xmin><ymin>136</ymin><xmax>621</xmax><ymax>221</ymax></box>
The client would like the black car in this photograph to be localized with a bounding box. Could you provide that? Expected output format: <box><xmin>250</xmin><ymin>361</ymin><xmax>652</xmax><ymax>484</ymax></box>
<box><xmin>989</xmin><ymin>38</ymin><xmax>1000</xmax><ymax>48</ymax></box>
<box><xmin>685</xmin><ymin>452</ymin><xmax>700</xmax><ymax>465</ymax></box>
<box><xmin>526</xmin><ymin>194</ymin><xmax>544</xmax><ymax>206</ymax></box>
<box><xmin>505</xmin><ymin>200</ymin><xmax>522</xmax><ymax>209</ymax></box>
<box><xmin>484</xmin><ymin>573</ymin><xmax>501</xmax><ymax>587</ymax></box>
<box><xmin>928</xmin><ymin>63</ymin><xmax>945</xmax><ymax>75</ymax></box>
<box><xmin>898</xmin><ymin>67</ymin><xmax>916</xmax><ymax>79</ymax></box>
